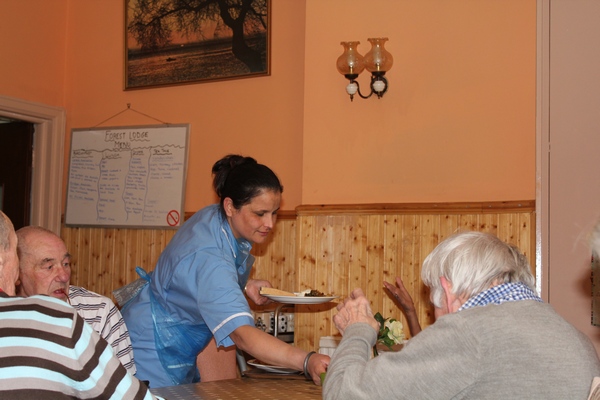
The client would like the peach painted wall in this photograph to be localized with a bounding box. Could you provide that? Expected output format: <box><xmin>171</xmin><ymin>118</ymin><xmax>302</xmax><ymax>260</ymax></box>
<box><xmin>302</xmin><ymin>0</ymin><xmax>536</xmax><ymax>204</ymax></box>
<box><xmin>1</xmin><ymin>0</ymin><xmax>535</xmax><ymax>212</ymax></box>
<box><xmin>0</xmin><ymin>0</ymin><xmax>68</xmax><ymax>107</ymax></box>
<box><xmin>61</xmin><ymin>1</ymin><xmax>306</xmax><ymax>212</ymax></box>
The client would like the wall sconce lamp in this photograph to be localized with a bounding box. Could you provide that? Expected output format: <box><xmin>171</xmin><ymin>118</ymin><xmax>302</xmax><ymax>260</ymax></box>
<box><xmin>336</xmin><ymin>38</ymin><xmax>393</xmax><ymax>101</ymax></box>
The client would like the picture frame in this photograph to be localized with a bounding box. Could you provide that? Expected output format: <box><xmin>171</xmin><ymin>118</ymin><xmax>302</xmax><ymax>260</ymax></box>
<box><xmin>124</xmin><ymin>0</ymin><xmax>270</xmax><ymax>90</ymax></box>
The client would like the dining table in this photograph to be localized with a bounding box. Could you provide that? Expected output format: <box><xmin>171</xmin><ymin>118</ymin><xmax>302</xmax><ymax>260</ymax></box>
<box><xmin>150</xmin><ymin>372</ymin><xmax>323</xmax><ymax>400</ymax></box>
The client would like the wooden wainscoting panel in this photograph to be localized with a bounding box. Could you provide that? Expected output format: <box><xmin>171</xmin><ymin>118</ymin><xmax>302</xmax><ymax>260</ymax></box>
<box><xmin>61</xmin><ymin>225</ymin><xmax>178</xmax><ymax>300</ymax></box>
<box><xmin>249</xmin><ymin>217</ymin><xmax>297</xmax><ymax>313</ymax></box>
<box><xmin>294</xmin><ymin>204</ymin><xmax>535</xmax><ymax>352</ymax></box>
<box><xmin>61</xmin><ymin>203</ymin><xmax>534</xmax><ymax>356</ymax></box>
<box><xmin>62</xmin><ymin>211</ymin><xmax>295</xmax><ymax>304</ymax></box>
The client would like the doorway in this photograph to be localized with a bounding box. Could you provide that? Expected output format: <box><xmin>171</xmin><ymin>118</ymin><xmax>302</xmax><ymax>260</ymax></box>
<box><xmin>0</xmin><ymin>120</ymin><xmax>34</xmax><ymax>230</ymax></box>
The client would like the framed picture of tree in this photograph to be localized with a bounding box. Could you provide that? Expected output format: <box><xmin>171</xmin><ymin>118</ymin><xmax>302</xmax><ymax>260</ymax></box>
<box><xmin>124</xmin><ymin>0</ymin><xmax>270</xmax><ymax>90</ymax></box>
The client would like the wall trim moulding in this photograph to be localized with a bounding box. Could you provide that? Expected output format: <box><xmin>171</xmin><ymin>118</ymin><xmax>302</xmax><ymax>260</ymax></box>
<box><xmin>0</xmin><ymin>95</ymin><xmax>65</xmax><ymax>234</ymax></box>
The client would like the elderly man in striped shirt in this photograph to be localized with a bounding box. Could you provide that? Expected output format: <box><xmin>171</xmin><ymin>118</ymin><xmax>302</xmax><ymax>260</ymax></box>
<box><xmin>16</xmin><ymin>225</ymin><xmax>136</xmax><ymax>372</ymax></box>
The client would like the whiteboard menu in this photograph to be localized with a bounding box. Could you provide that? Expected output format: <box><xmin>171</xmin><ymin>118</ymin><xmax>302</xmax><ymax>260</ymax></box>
<box><xmin>65</xmin><ymin>124</ymin><xmax>189</xmax><ymax>228</ymax></box>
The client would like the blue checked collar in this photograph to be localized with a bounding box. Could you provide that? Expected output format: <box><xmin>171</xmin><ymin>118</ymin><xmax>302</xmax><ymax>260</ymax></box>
<box><xmin>459</xmin><ymin>282</ymin><xmax>542</xmax><ymax>312</ymax></box>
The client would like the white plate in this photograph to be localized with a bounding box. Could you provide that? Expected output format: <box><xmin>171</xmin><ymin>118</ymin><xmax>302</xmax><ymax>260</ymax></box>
<box><xmin>247</xmin><ymin>359</ymin><xmax>300</xmax><ymax>374</ymax></box>
<box><xmin>263</xmin><ymin>294</ymin><xmax>338</xmax><ymax>304</ymax></box>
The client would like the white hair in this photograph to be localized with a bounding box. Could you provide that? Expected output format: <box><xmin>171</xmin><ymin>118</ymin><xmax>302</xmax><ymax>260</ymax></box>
<box><xmin>0</xmin><ymin>211</ymin><xmax>14</xmax><ymax>252</ymax></box>
<box><xmin>421</xmin><ymin>231</ymin><xmax>535</xmax><ymax>308</ymax></box>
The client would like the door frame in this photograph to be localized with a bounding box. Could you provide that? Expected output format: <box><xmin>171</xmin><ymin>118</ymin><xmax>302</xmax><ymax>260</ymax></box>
<box><xmin>0</xmin><ymin>95</ymin><xmax>65</xmax><ymax>234</ymax></box>
<box><xmin>535</xmin><ymin>0</ymin><xmax>550</xmax><ymax>301</ymax></box>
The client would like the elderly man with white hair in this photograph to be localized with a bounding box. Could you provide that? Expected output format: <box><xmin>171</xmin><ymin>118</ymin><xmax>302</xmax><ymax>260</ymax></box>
<box><xmin>16</xmin><ymin>225</ymin><xmax>136</xmax><ymax>372</ymax></box>
<box><xmin>325</xmin><ymin>231</ymin><xmax>600</xmax><ymax>400</ymax></box>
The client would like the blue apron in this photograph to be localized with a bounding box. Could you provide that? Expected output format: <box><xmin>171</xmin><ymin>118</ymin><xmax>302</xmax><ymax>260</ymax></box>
<box><xmin>134</xmin><ymin>230</ymin><xmax>253</xmax><ymax>385</ymax></box>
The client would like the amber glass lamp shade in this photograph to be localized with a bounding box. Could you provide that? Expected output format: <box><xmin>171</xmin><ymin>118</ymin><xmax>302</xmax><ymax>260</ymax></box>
<box><xmin>336</xmin><ymin>41</ymin><xmax>365</xmax><ymax>77</ymax></box>
<box><xmin>337</xmin><ymin>38</ymin><xmax>393</xmax><ymax>101</ymax></box>
<box><xmin>363</xmin><ymin>37</ymin><xmax>393</xmax><ymax>73</ymax></box>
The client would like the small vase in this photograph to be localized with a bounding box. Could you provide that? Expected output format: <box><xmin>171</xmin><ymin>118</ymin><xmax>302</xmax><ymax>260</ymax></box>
<box><xmin>373</xmin><ymin>342</ymin><xmax>405</xmax><ymax>357</ymax></box>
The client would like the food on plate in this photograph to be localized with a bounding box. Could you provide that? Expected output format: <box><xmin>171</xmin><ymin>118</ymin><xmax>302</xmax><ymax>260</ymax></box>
<box><xmin>260</xmin><ymin>287</ymin><xmax>332</xmax><ymax>297</ymax></box>
<box><xmin>304</xmin><ymin>289</ymin><xmax>326</xmax><ymax>297</ymax></box>
<box><xmin>297</xmin><ymin>289</ymin><xmax>330</xmax><ymax>297</ymax></box>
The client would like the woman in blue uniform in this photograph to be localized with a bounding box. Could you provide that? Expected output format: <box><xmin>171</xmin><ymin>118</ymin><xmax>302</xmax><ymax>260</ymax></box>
<box><xmin>121</xmin><ymin>154</ymin><xmax>329</xmax><ymax>388</ymax></box>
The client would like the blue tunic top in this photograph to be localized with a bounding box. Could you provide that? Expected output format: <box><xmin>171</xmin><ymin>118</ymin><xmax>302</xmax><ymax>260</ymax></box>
<box><xmin>121</xmin><ymin>204</ymin><xmax>256</xmax><ymax>387</ymax></box>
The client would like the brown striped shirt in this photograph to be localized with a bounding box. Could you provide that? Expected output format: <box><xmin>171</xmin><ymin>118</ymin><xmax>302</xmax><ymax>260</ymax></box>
<box><xmin>0</xmin><ymin>292</ymin><xmax>158</xmax><ymax>399</ymax></box>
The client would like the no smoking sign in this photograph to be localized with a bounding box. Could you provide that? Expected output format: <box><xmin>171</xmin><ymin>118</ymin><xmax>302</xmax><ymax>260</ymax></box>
<box><xmin>167</xmin><ymin>210</ymin><xmax>180</xmax><ymax>226</ymax></box>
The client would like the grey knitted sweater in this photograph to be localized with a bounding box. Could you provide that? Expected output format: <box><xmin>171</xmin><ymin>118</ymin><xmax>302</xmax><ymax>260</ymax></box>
<box><xmin>323</xmin><ymin>301</ymin><xmax>600</xmax><ymax>399</ymax></box>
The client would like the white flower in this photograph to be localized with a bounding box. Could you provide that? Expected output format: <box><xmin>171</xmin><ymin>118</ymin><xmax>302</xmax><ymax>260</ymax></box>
<box><xmin>384</xmin><ymin>319</ymin><xmax>405</xmax><ymax>344</ymax></box>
